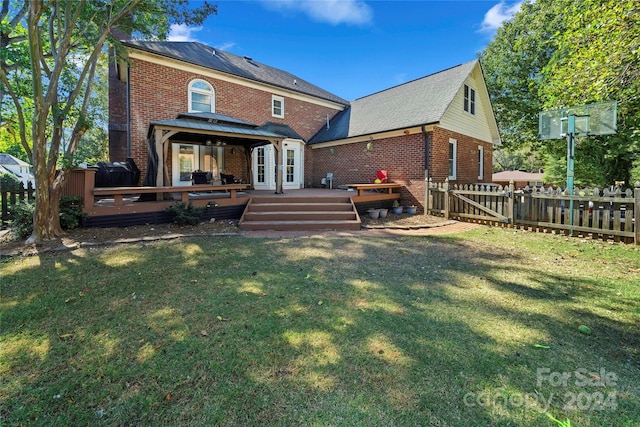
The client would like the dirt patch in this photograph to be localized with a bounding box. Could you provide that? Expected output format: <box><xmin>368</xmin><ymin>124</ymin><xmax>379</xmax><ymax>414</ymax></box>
<box><xmin>0</xmin><ymin>219</ymin><xmax>240</xmax><ymax>257</ymax></box>
<box><xmin>1</xmin><ymin>213</ymin><xmax>448</xmax><ymax>257</ymax></box>
<box><xmin>360</xmin><ymin>212</ymin><xmax>447</xmax><ymax>228</ymax></box>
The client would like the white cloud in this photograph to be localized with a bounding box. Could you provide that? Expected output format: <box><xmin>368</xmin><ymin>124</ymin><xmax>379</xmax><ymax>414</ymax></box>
<box><xmin>263</xmin><ymin>0</ymin><xmax>373</xmax><ymax>26</ymax></box>
<box><xmin>215</xmin><ymin>42</ymin><xmax>237</xmax><ymax>51</ymax></box>
<box><xmin>167</xmin><ymin>24</ymin><xmax>203</xmax><ymax>42</ymax></box>
<box><xmin>480</xmin><ymin>1</ymin><xmax>522</xmax><ymax>32</ymax></box>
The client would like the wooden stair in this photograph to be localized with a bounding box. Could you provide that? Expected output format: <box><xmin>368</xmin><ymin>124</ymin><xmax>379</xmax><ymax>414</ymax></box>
<box><xmin>239</xmin><ymin>196</ymin><xmax>361</xmax><ymax>231</ymax></box>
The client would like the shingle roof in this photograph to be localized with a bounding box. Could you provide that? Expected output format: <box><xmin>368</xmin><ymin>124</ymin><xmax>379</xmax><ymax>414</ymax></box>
<box><xmin>124</xmin><ymin>41</ymin><xmax>349</xmax><ymax>106</ymax></box>
<box><xmin>309</xmin><ymin>60</ymin><xmax>478</xmax><ymax>144</ymax></box>
<box><xmin>0</xmin><ymin>153</ymin><xmax>30</xmax><ymax>167</ymax></box>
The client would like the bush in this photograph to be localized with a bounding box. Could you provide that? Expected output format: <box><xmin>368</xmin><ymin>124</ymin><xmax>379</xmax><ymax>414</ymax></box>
<box><xmin>10</xmin><ymin>200</ymin><xmax>35</xmax><ymax>239</ymax></box>
<box><xmin>59</xmin><ymin>196</ymin><xmax>87</xmax><ymax>230</ymax></box>
<box><xmin>8</xmin><ymin>196</ymin><xmax>87</xmax><ymax>237</ymax></box>
<box><xmin>0</xmin><ymin>172</ymin><xmax>22</xmax><ymax>190</ymax></box>
<box><xmin>164</xmin><ymin>201</ymin><xmax>205</xmax><ymax>225</ymax></box>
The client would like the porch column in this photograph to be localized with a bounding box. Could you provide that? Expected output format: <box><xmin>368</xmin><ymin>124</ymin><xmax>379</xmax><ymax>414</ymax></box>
<box><xmin>273</xmin><ymin>139</ymin><xmax>283</xmax><ymax>194</ymax></box>
<box><xmin>155</xmin><ymin>128</ymin><xmax>164</xmax><ymax>187</ymax></box>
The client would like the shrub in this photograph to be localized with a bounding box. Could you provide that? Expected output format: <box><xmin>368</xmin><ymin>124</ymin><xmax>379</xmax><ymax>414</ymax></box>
<box><xmin>164</xmin><ymin>201</ymin><xmax>205</xmax><ymax>225</ymax></box>
<box><xmin>8</xmin><ymin>196</ymin><xmax>87</xmax><ymax>237</ymax></box>
<box><xmin>0</xmin><ymin>172</ymin><xmax>22</xmax><ymax>190</ymax></box>
<box><xmin>59</xmin><ymin>196</ymin><xmax>88</xmax><ymax>230</ymax></box>
<box><xmin>10</xmin><ymin>200</ymin><xmax>35</xmax><ymax>239</ymax></box>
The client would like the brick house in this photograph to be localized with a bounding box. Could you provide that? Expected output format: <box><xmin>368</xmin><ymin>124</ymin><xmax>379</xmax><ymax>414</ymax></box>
<box><xmin>109</xmin><ymin>40</ymin><xmax>500</xmax><ymax>206</ymax></box>
<box><xmin>308</xmin><ymin>60</ymin><xmax>501</xmax><ymax>206</ymax></box>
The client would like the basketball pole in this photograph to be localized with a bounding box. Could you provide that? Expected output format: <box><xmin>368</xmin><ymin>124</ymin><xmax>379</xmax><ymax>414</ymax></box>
<box><xmin>566</xmin><ymin>114</ymin><xmax>575</xmax><ymax>230</ymax></box>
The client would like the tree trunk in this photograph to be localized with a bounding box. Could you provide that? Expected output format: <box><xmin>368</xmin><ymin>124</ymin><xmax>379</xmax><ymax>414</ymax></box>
<box><xmin>27</xmin><ymin>178</ymin><xmax>63</xmax><ymax>244</ymax></box>
<box><xmin>27</xmin><ymin>132</ymin><xmax>64</xmax><ymax>243</ymax></box>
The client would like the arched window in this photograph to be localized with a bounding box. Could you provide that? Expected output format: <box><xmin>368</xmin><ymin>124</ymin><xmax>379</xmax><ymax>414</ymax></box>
<box><xmin>188</xmin><ymin>79</ymin><xmax>215</xmax><ymax>112</ymax></box>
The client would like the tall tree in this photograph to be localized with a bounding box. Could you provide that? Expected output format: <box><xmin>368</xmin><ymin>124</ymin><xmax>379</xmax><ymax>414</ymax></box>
<box><xmin>542</xmin><ymin>0</ymin><xmax>640</xmax><ymax>186</ymax></box>
<box><xmin>1</xmin><ymin>0</ymin><xmax>216</xmax><ymax>243</ymax></box>
<box><xmin>480</xmin><ymin>0</ymin><xmax>639</xmax><ymax>187</ymax></box>
<box><xmin>479</xmin><ymin>0</ymin><xmax>571</xmax><ymax>151</ymax></box>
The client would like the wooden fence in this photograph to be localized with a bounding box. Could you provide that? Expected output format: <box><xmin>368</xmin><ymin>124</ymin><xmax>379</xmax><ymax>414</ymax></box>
<box><xmin>428</xmin><ymin>179</ymin><xmax>640</xmax><ymax>245</ymax></box>
<box><xmin>1</xmin><ymin>182</ymin><xmax>36</xmax><ymax>228</ymax></box>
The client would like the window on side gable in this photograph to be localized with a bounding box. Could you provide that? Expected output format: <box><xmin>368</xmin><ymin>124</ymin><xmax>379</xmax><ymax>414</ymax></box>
<box><xmin>272</xmin><ymin>95</ymin><xmax>284</xmax><ymax>118</ymax></box>
<box><xmin>189</xmin><ymin>79</ymin><xmax>215</xmax><ymax>113</ymax></box>
<box><xmin>448</xmin><ymin>138</ymin><xmax>457</xmax><ymax>180</ymax></box>
<box><xmin>464</xmin><ymin>84</ymin><xmax>475</xmax><ymax>115</ymax></box>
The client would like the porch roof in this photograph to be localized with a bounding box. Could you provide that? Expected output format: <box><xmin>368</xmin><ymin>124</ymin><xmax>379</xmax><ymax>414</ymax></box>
<box><xmin>148</xmin><ymin>112</ymin><xmax>285</xmax><ymax>146</ymax></box>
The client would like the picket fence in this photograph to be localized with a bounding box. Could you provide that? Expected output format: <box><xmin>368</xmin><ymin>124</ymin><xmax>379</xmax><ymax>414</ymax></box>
<box><xmin>428</xmin><ymin>179</ymin><xmax>640</xmax><ymax>245</ymax></box>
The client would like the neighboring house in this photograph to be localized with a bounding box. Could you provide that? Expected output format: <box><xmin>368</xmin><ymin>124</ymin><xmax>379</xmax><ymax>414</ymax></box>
<box><xmin>0</xmin><ymin>153</ymin><xmax>35</xmax><ymax>187</ymax></box>
<box><xmin>109</xmin><ymin>39</ymin><xmax>500</xmax><ymax>206</ymax></box>
<box><xmin>493</xmin><ymin>170</ymin><xmax>544</xmax><ymax>189</ymax></box>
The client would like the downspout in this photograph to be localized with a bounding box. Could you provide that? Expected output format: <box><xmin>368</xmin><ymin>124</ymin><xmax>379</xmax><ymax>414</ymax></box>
<box><xmin>126</xmin><ymin>65</ymin><xmax>131</xmax><ymax>158</ymax></box>
<box><xmin>422</xmin><ymin>125</ymin><xmax>431</xmax><ymax>215</ymax></box>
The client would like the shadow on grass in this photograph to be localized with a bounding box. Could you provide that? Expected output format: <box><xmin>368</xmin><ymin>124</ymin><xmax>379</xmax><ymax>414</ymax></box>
<box><xmin>1</xmin><ymin>230</ymin><xmax>639</xmax><ymax>426</ymax></box>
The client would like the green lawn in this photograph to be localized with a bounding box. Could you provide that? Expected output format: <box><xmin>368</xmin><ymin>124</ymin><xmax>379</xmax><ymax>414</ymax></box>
<box><xmin>1</xmin><ymin>227</ymin><xmax>639</xmax><ymax>426</ymax></box>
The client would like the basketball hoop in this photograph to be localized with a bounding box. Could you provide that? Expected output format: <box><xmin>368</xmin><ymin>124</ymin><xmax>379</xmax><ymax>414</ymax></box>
<box><xmin>538</xmin><ymin>101</ymin><xmax>618</xmax><ymax>229</ymax></box>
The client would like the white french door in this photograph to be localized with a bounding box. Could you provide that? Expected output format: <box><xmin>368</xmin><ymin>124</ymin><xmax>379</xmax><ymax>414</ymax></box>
<box><xmin>252</xmin><ymin>140</ymin><xmax>303</xmax><ymax>190</ymax></box>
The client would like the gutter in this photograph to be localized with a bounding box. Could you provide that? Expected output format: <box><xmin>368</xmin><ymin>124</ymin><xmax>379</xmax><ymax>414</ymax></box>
<box><xmin>127</xmin><ymin>65</ymin><xmax>131</xmax><ymax>158</ymax></box>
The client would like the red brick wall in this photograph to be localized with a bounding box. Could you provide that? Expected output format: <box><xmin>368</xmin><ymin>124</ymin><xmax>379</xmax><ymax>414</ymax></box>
<box><xmin>430</xmin><ymin>126</ymin><xmax>493</xmax><ymax>185</ymax></box>
<box><xmin>308</xmin><ymin>127</ymin><xmax>494</xmax><ymax>211</ymax></box>
<box><xmin>108</xmin><ymin>53</ymin><xmax>129</xmax><ymax>163</ymax></box>
<box><xmin>117</xmin><ymin>56</ymin><xmax>343</xmax><ymax>180</ymax></box>
<box><xmin>309</xmin><ymin>134</ymin><xmax>428</xmax><ymax>208</ymax></box>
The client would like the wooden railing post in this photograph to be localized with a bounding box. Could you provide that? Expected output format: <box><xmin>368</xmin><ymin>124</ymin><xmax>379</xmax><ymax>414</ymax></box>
<box><xmin>444</xmin><ymin>178</ymin><xmax>450</xmax><ymax>220</ymax></box>
<box><xmin>635</xmin><ymin>181</ymin><xmax>640</xmax><ymax>246</ymax></box>
<box><xmin>508</xmin><ymin>180</ymin><xmax>515</xmax><ymax>226</ymax></box>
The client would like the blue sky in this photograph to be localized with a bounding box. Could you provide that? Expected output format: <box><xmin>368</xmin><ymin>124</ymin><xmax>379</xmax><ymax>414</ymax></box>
<box><xmin>168</xmin><ymin>0</ymin><xmax>522</xmax><ymax>101</ymax></box>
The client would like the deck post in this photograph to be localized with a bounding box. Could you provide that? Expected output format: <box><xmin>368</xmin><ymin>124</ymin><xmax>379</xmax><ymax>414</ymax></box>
<box><xmin>155</xmin><ymin>128</ymin><xmax>164</xmax><ymax>188</ymax></box>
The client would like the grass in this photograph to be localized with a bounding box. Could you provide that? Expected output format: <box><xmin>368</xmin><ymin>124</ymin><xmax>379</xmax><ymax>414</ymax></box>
<box><xmin>1</xmin><ymin>227</ymin><xmax>639</xmax><ymax>426</ymax></box>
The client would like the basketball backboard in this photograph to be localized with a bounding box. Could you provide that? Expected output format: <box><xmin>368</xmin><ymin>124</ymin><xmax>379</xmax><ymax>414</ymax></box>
<box><xmin>538</xmin><ymin>101</ymin><xmax>617</xmax><ymax>140</ymax></box>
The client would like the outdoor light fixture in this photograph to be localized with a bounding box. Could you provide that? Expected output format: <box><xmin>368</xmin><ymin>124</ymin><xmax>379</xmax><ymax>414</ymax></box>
<box><xmin>231</xmin><ymin>148</ymin><xmax>236</xmax><ymax>154</ymax></box>
<box><xmin>367</xmin><ymin>142</ymin><xmax>373</xmax><ymax>151</ymax></box>
<box><xmin>206</xmin><ymin>139</ymin><xmax>213</xmax><ymax>145</ymax></box>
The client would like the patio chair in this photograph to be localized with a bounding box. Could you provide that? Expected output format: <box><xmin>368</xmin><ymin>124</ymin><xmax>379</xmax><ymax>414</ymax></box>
<box><xmin>220</xmin><ymin>173</ymin><xmax>235</xmax><ymax>185</ymax></box>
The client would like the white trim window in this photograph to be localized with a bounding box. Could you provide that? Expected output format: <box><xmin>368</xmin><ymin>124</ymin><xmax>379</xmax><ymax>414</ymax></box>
<box><xmin>272</xmin><ymin>95</ymin><xmax>284</xmax><ymax>118</ymax></box>
<box><xmin>478</xmin><ymin>145</ymin><xmax>484</xmax><ymax>180</ymax></box>
<box><xmin>464</xmin><ymin>84</ymin><xmax>475</xmax><ymax>115</ymax></box>
<box><xmin>448</xmin><ymin>138</ymin><xmax>457</xmax><ymax>180</ymax></box>
<box><xmin>188</xmin><ymin>79</ymin><xmax>215</xmax><ymax>112</ymax></box>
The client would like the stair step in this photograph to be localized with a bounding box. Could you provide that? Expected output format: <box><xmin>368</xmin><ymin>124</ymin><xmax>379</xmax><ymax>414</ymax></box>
<box><xmin>239</xmin><ymin>195</ymin><xmax>361</xmax><ymax>231</ymax></box>
<box><xmin>247</xmin><ymin>203</ymin><xmax>354</xmax><ymax>212</ymax></box>
<box><xmin>243</xmin><ymin>211</ymin><xmax>357</xmax><ymax>221</ymax></box>
<box><xmin>240</xmin><ymin>220</ymin><xmax>361</xmax><ymax>231</ymax></box>
<box><xmin>250</xmin><ymin>196</ymin><xmax>351</xmax><ymax>204</ymax></box>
